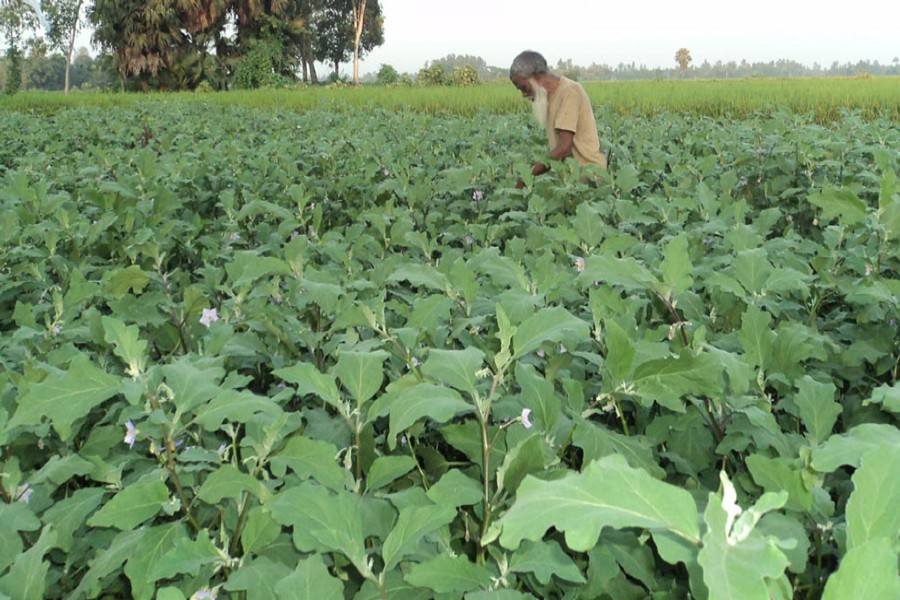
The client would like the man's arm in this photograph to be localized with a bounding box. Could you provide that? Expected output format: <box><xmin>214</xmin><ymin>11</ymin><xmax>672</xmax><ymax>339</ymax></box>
<box><xmin>529</xmin><ymin>129</ymin><xmax>575</xmax><ymax>176</ymax></box>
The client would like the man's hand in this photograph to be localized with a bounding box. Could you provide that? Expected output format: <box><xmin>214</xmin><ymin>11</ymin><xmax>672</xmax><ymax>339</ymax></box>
<box><xmin>531</xmin><ymin>162</ymin><xmax>548</xmax><ymax>176</ymax></box>
<box><xmin>549</xmin><ymin>129</ymin><xmax>575</xmax><ymax>162</ymax></box>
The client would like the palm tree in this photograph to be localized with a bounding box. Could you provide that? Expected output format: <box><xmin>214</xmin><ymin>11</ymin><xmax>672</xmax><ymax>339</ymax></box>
<box><xmin>675</xmin><ymin>48</ymin><xmax>692</xmax><ymax>76</ymax></box>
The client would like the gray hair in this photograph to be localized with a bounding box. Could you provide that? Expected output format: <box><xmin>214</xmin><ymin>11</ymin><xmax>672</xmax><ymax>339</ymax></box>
<box><xmin>509</xmin><ymin>51</ymin><xmax>549</xmax><ymax>79</ymax></box>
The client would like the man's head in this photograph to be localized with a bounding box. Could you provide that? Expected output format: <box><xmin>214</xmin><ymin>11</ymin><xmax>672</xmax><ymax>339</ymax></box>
<box><xmin>510</xmin><ymin>51</ymin><xmax>551</xmax><ymax>127</ymax></box>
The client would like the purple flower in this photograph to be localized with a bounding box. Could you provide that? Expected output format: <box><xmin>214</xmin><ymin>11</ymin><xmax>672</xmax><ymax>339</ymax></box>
<box><xmin>472</xmin><ymin>190</ymin><xmax>484</xmax><ymax>202</ymax></box>
<box><xmin>124</xmin><ymin>420</ymin><xmax>138</xmax><ymax>448</ymax></box>
<box><xmin>191</xmin><ymin>590</ymin><xmax>216</xmax><ymax>600</ymax></box>
<box><xmin>521</xmin><ymin>408</ymin><xmax>533</xmax><ymax>429</ymax></box>
<box><xmin>465</xmin><ymin>235</ymin><xmax>473</xmax><ymax>246</ymax></box>
<box><xmin>200</xmin><ymin>308</ymin><xmax>219</xmax><ymax>328</ymax></box>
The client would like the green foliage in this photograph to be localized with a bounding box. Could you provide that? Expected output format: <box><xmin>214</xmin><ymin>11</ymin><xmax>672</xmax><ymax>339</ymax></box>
<box><xmin>417</xmin><ymin>63</ymin><xmax>448</xmax><ymax>86</ymax></box>
<box><xmin>451</xmin><ymin>64</ymin><xmax>480</xmax><ymax>87</ymax></box>
<box><xmin>233</xmin><ymin>32</ymin><xmax>291</xmax><ymax>90</ymax></box>
<box><xmin>0</xmin><ymin>100</ymin><xmax>898</xmax><ymax>598</ymax></box>
<box><xmin>376</xmin><ymin>63</ymin><xmax>399</xmax><ymax>85</ymax></box>
<box><xmin>4</xmin><ymin>46</ymin><xmax>21</xmax><ymax>95</ymax></box>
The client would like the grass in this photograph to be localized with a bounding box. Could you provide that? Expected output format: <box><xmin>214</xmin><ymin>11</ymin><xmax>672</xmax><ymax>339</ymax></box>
<box><xmin>2</xmin><ymin>76</ymin><xmax>898</xmax><ymax>121</ymax></box>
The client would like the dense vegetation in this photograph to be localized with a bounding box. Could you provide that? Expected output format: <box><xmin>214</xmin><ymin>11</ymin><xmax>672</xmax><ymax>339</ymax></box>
<box><xmin>0</xmin><ymin>93</ymin><xmax>898</xmax><ymax>599</ymax></box>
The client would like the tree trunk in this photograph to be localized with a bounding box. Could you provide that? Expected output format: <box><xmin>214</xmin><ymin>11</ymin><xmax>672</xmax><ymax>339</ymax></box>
<box><xmin>63</xmin><ymin>0</ymin><xmax>84</xmax><ymax>94</ymax></box>
<box><xmin>352</xmin><ymin>0</ymin><xmax>366</xmax><ymax>84</ymax></box>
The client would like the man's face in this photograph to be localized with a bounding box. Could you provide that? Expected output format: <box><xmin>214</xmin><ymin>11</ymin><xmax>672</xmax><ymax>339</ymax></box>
<box><xmin>512</xmin><ymin>75</ymin><xmax>535</xmax><ymax>100</ymax></box>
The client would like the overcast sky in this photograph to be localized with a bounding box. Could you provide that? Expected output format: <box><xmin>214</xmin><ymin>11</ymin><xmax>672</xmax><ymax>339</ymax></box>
<box><xmin>356</xmin><ymin>0</ymin><xmax>900</xmax><ymax>74</ymax></box>
<box><xmin>64</xmin><ymin>0</ymin><xmax>899</xmax><ymax>76</ymax></box>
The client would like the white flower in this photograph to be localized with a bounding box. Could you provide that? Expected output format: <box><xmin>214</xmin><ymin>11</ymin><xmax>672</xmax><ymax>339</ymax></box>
<box><xmin>520</xmin><ymin>408</ymin><xmax>533</xmax><ymax>429</ymax></box>
<box><xmin>124</xmin><ymin>420</ymin><xmax>138</xmax><ymax>448</ymax></box>
<box><xmin>191</xmin><ymin>590</ymin><xmax>216</xmax><ymax>600</ymax></box>
<box><xmin>574</xmin><ymin>257</ymin><xmax>585</xmax><ymax>273</ymax></box>
<box><xmin>472</xmin><ymin>190</ymin><xmax>484</xmax><ymax>201</ymax></box>
<box><xmin>199</xmin><ymin>308</ymin><xmax>219</xmax><ymax>328</ymax></box>
<box><xmin>15</xmin><ymin>484</ymin><xmax>34</xmax><ymax>504</ymax></box>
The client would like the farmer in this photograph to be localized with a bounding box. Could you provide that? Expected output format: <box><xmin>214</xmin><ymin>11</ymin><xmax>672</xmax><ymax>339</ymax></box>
<box><xmin>509</xmin><ymin>50</ymin><xmax>606</xmax><ymax>186</ymax></box>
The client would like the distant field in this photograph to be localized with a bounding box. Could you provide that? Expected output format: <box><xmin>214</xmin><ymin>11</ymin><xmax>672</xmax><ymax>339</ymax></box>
<box><xmin>1</xmin><ymin>76</ymin><xmax>899</xmax><ymax>120</ymax></box>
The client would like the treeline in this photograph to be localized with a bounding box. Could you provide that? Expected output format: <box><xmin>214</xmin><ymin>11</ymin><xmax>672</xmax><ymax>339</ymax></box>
<box><xmin>1</xmin><ymin>0</ymin><xmax>384</xmax><ymax>93</ymax></box>
<box><xmin>554</xmin><ymin>57</ymin><xmax>900</xmax><ymax>81</ymax></box>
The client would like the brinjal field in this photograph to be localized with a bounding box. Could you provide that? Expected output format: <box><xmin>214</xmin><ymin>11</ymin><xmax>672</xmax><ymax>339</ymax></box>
<box><xmin>0</xmin><ymin>98</ymin><xmax>899</xmax><ymax>599</ymax></box>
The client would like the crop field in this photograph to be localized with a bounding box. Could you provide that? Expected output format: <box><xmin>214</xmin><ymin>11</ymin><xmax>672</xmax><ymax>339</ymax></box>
<box><xmin>0</xmin><ymin>87</ymin><xmax>899</xmax><ymax>599</ymax></box>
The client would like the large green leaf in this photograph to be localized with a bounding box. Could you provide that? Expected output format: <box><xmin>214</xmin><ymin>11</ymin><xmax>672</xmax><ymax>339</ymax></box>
<box><xmin>0</xmin><ymin>527</ymin><xmax>56</xmax><ymax>600</ymax></box>
<box><xmin>387</xmin><ymin>383</ymin><xmax>473</xmax><ymax>449</ymax></box>
<box><xmin>270</xmin><ymin>435</ymin><xmax>352</xmax><ymax>492</ymax></box>
<box><xmin>192</xmin><ymin>389</ymin><xmax>284</xmax><ymax>430</ymax></box>
<box><xmin>86</xmin><ymin>479</ymin><xmax>169</xmax><ymax>530</ymax></box>
<box><xmin>160</xmin><ymin>356</ymin><xmax>225</xmax><ymax>414</ymax></box>
<box><xmin>493</xmin><ymin>454</ymin><xmax>700</xmax><ymax>551</ymax></box>
<box><xmin>335</xmin><ymin>350</ymin><xmax>389</xmax><ymax>405</ymax></box>
<box><xmin>273</xmin><ymin>362</ymin><xmax>343</xmax><ymax>412</ymax></box>
<box><xmin>738</xmin><ymin>304</ymin><xmax>775</xmax><ymax>370</ymax></box>
<box><xmin>223</xmin><ymin>557</ymin><xmax>292</xmax><ymax>600</ymax></box>
<box><xmin>41</xmin><ymin>487</ymin><xmax>105</xmax><ymax>552</ymax></box>
<box><xmin>808</xmin><ymin>186</ymin><xmax>868</xmax><ymax>226</ymax></box>
<box><xmin>845</xmin><ymin>444</ymin><xmax>900</xmax><ymax>550</ymax></box>
<box><xmin>274</xmin><ymin>555</ymin><xmax>345</xmax><ymax>600</ymax></box>
<box><xmin>124</xmin><ymin>523</ymin><xmax>187</xmax><ymax>600</ymax></box>
<box><xmin>196</xmin><ymin>463</ymin><xmax>271</xmax><ymax>504</ymax></box>
<box><xmin>697</xmin><ymin>476</ymin><xmax>790</xmax><ymax>600</ymax></box>
<box><xmin>387</xmin><ymin>263</ymin><xmax>450</xmax><ymax>292</ymax></box>
<box><xmin>793</xmin><ymin>376</ymin><xmax>841</xmax><ymax>445</ymax></box>
<box><xmin>148</xmin><ymin>531</ymin><xmax>222</xmax><ymax>580</ymax></box>
<box><xmin>69</xmin><ymin>529</ymin><xmax>146</xmax><ymax>599</ymax></box>
<box><xmin>512</xmin><ymin>306</ymin><xmax>590</xmax><ymax>358</ymax></box>
<box><xmin>365</xmin><ymin>455</ymin><xmax>416</xmax><ymax>492</ymax></box>
<box><xmin>404</xmin><ymin>553</ymin><xmax>493</xmax><ymax>595</ymax></box>
<box><xmin>810</xmin><ymin>423</ymin><xmax>900</xmax><ymax>472</ymax></box>
<box><xmin>509</xmin><ymin>540</ymin><xmax>586</xmax><ymax>584</ymax></box>
<box><xmin>421</xmin><ymin>347</ymin><xmax>485</xmax><ymax>396</ymax></box>
<box><xmin>267</xmin><ymin>484</ymin><xmax>369</xmax><ymax>575</ymax></box>
<box><xmin>6</xmin><ymin>354</ymin><xmax>120</xmax><ymax>441</ymax></box>
<box><xmin>822</xmin><ymin>538</ymin><xmax>900</xmax><ymax>600</ymax></box>
<box><xmin>101</xmin><ymin>315</ymin><xmax>148</xmax><ymax>377</ymax></box>
<box><xmin>660</xmin><ymin>234</ymin><xmax>694</xmax><ymax>296</ymax></box>
<box><xmin>578</xmin><ymin>254</ymin><xmax>658</xmax><ymax>290</ymax></box>
<box><xmin>632</xmin><ymin>351</ymin><xmax>723</xmax><ymax>411</ymax></box>
<box><xmin>382</xmin><ymin>502</ymin><xmax>456</xmax><ymax>570</ymax></box>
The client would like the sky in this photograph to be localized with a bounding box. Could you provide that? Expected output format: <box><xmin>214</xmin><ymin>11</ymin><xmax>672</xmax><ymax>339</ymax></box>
<box><xmin>354</xmin><ymin>0</ymin><xmax>900</xmax><ymax>75</ymax></box>
<box><xmin>62</xmin><ymin>0</ymin><xmax>899</xmax><ymax>76</ymax></box>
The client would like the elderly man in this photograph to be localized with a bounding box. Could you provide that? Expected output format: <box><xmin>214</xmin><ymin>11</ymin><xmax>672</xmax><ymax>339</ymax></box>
<box><xmin>510</xmin><ymin>50</ymin><xmax>606</xmax><ymax>184</ymax></box>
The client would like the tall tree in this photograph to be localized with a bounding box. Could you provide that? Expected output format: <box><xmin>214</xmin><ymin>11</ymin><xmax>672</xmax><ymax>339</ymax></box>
<box><xmin>45</xmin><ymin>0</ymin><xmax>85</xmax><ymax>93</ymax></box>
<box><xmin>313</xmin><ymin>0</ymin><xmax>381</xmax><ymax>82</ymax></box>
<box><xmin>0</xmin><ymin>0</ymin><xmax>43</xmax><ymax>93</ymax></box>
<box><xmin>675</xmin><ymin>47</ymin><xmax>692</xmax><ymax>75</ymax></box>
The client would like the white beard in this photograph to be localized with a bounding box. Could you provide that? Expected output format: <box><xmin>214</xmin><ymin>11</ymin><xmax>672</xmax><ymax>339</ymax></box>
<box><xmin>530</xmin><ymin>79</ymin><xmax>549</xmax><ymax>129</ymax></box>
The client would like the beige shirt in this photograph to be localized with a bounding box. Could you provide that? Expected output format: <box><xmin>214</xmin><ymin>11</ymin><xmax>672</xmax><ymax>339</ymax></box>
<box><xmin>547</xmin><ymin>77</ymin><xmax>607</xmax><ymax>169</ymax></box>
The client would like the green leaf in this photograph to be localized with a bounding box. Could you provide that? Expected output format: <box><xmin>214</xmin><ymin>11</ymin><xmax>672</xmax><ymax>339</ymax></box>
<box><xmin>148</xmin><ymin>531</ymin><xmax>222</xmax><ymax>580</ymax></box>
<box><xmin>822</xmin><ymin>538</ymin><xmax>900</xmax><ymax>600</ymax></box>
<box><xmin>810</xmin><ymin>423</ymin><xmax>900</xmax><ymax>472</ymax></box>
<box><xmin>579</xmin><ymin>254</ymin><xmax>658</xmax><ymax>290</ymax></box>
<box><xmin>382</xmin><ymin>502</ymin><xmax>456</xmax><ymax>570</ymax></box>
<box><xmin>274</xmin><ymin>555</ymin><xmax>345</xmax><ymax>600</ymax></box>
<box><xmin>40</xmin><ymin>487</ymin><xmax>104</xmax><ymax>552</ymax></box>
<box><xmin>464</xmin><ymin>591</ymin><xmax>534</xmax><ymax>600</ymax></box>
<box><xmin>225</xmin><ymin>251</ymin><xmax>292</xmax><ymax>287</ymax></box>
<box><xmin>497</xmin><ymin>434</ymin><xmax>550</xmax><ymax>495</ymax></box>
<box><xmin>0</xmin><ymin>527</ymin><xmax>56</xmax><ymax>600</ymax></box>
<box><xmin>509</xmin><ymin>540</ymin><xmax>586</xmax><ymax>584</ymax></box>
<box><xmin>270</xmin><ymin>435</ymin><xmax>351</xmax><ymax>492</ymax></box>
<box><xmin>407</xmin><ymin>294</ymin><xmax>455</xmax><ymax>332</ymax></box>
<box><xmin>388</xmin><ymin>383</ymin><xmax>473</xmax><ymax>449</ymax></box>
<box><xmin>632</xmin><ymin>351</ymin><xmax>723</xmax><ymax>412</ymax></box>
<box><xmin>86</xmin><ymin>479</ymin><xmax>169</xmax><ymax>530</ymax></box>
<box><xmin>6</xmin><ymin>354</ymin><xmax>120</xmax><ymax>441</ymax></box>
<box><xmin>267</xmin><ymin>484</ymin><xmax>368</xmax><ymax>575</ymax></box>
<box><xmin>68</xmin><ymin>529</ymin><xmax>146</xmax><ymax>600</ymax></box>
<box><xmin>426</xmin><ymin>469</ymin><xmax>483</xmax><ymax>507</ymax></box>
<box><xmin>697</xmin><ymin>477</ymin><xmax>790</xmax><ymax>600</ymax></box>
<box><xmin>494</xmin><ymin>454</ymin><xmax>700</xmax><ymax>551</ymax></box>
<box><xmin>366</xmin><ymin>455</ymin><xmax>416</xmax><ymax>492</ymax></box>
<box><xmin>738</xmin><ymin>305</ymin><xmax>775</xmax><ymax>370</ymax></box>
<box><xmin>404</xmin><ymin>553</ymin><xmax>493</xmax><ymax>594</ymax></box>
<box><xmin>387</xmin><ymin>263</ymin><xmax>450</xmax><ymax>292</ymax></box>
<box><xmin>197</xmin><ymin>463</ymin><xmax>271</xmax><ymax>504</ymax></box>
<box><xmin>192</xmin><ymin>389</ymin><xmax>284</xmax><ymax>430</ymax></box>
<box><xmin>240</xmin><ymin>506</ymin><xmax>282</xmax><ymax>556</ymax></box>
<box><xmin>604</xmin><ymin>318</ymin><xmax>635</xmax><ymax>382</ymax></box>
<box><xmin>808</xmin><ymin>186</ymin><xmax>868</xmax><ymax>226</ymax></box>
<box><xmin>845</xmin><ymin>444</ymin><xmax>900</xmax><ymax>550</ymax></box>
<box><xmin>746</xmin><ymin>454</ymin><xmax>812</xmax><ymax>512</ymax></box>
<box><xmin>335</xmin><ymin>350</ymin><xmax>389</xmax><ymax>405</ymax></box>
<box><xmin>101</xmin><ymin>316</ymin><xmax>148</xmax><ymax>377</ymax></box>
<box><xmin>732</xmin><ymin>249</ymin><xmax>774</xmax><ymax>296</ymax></box>
<box><xmin>160</xmin><ymin>356</ymin><xmax>225</xmax><ymax>414</ymax></box>
<box><xmin>421</xmin><ymin>347</ymin><xmax>485</xmax><ymax>396</ymax></box>
<box><xmin>572</xmin><ymin>419</ymin><xmax>664</xmax><ymax>478</ymax></box>
<box><xmin>223</xmin><ymin>557</ymin><xmax>292</xmax><ymax>600</ymax></box>
<box><xmin>660</xmin><ymin>234</ymin><xmax>693</xmax><ymax>295</ymax></box>
<box><xmin>515</xmin><ymin>363</ymin><xmax>561</xmax><ymax>434</ymax></box>
<box><xmin>868</xmin><ymin>383</ymin><xmax>900</xmax><ymax>414</ymax></box>
<box><xmin>124</xmin><ymin>523</ymin><xmax>186</xmax><ymax>600</ymax></box>
<box><xmin>106</xmin><ymin>265</ymin><xmax>152</xmax><ymax>298</ymax></box>
<box><xmin>513</xmin><ymin>306</ymin><xmax>590</xmax><ymax>358</ymax></box>
<box><xmin>793</xmin><ymin>376</ymin><xmax>841</xmax><ymax>445</ymax></box>
<box><xmin>273</xmin><ymin>362</ymin><xmax>343</xmax><ymax>412</ymax></box>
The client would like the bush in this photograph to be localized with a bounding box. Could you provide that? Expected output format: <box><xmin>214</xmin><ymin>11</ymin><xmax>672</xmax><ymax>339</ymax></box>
<box><xmin>417</xmin><ymin>63</ymin><xmax>448</xmax><ymax>86</ymax></box>
<box><xmin>376</xmin><ymin>64</ymin><xmax>399</xmax><ymax>85</ymax></box>
<box><xmin>451</xmin><ymin>64</ymin><xmax>480</xmax><ymax>86</ymax></box>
